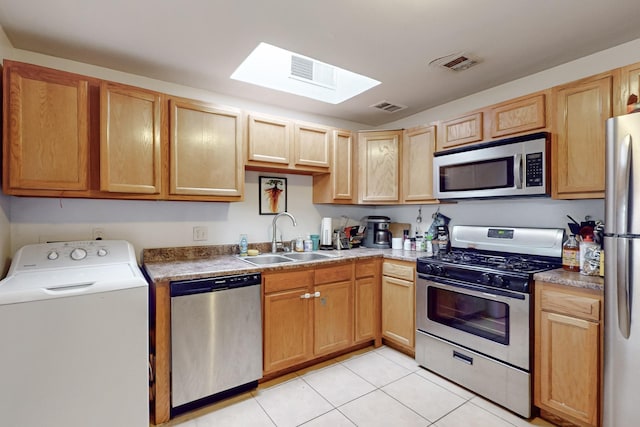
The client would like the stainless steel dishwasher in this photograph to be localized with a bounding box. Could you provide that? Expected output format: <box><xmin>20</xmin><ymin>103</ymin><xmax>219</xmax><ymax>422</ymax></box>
<box><xmin>170</xmin><ymin>272</ymin><xmax>262</xmax><ymax>415</ymax></box>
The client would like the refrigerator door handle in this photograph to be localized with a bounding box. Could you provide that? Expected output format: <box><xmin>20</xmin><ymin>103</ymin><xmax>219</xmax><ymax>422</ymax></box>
<box><xmin>616</xmin><ymin>134</ymin><xmax>632</xmax><ymax>235</ymax></box>
<box><xmin>617</xmin><ymin>237</ymin><xmax>632</xmax><ymax>339</ymax></box>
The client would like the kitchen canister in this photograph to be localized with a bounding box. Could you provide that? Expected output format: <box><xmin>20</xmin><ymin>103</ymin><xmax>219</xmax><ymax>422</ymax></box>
<box><xmin>391</xmin><ymin>237</ymin><xmax>403</xmax><ymax>249</ymax></box>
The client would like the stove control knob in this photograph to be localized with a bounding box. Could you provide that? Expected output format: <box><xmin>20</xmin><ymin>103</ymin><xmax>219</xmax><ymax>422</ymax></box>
<box><xmin>432</xmin><ymin>265</ymin><xmax>445</xmax><ymax>276</ymax></box>
<box><xmin>70</xmin><ymin>247</ymin><xmax>87</xmax><ymax>261</ymax></box>
<box><xmin>421</xmin><ymin>264</ymin><xmax>433</xmax><ymax>275</ymax></box>
<box><xmin>492</xmin><ymin>275</ymin><xmax>508</xmax><ymax>287</ymax></box>
<box><xmin>480</xmin><ymin>273</ymin><xmax>492</xmax><ymax>285</ymax></box>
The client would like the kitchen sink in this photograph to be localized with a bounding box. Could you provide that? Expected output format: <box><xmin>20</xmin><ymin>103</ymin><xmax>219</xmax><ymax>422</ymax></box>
<box><xmin>239</xmin><ymin>252</ymin><xmax>336</xmax><ymax>266</ymax></box>
<box><xmin>239</xmin><ymin>255</ymin><xmax>294</xmax><ymax>266</ymax></box>
<box><xmin>281</xmin><ymin>252</ymin><xmax>336</xmax><ymax>262</ymax></box>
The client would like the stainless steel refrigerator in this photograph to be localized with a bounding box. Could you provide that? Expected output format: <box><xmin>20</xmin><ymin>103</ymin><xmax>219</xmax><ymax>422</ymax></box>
<box><xmin>604</xmin><ymin>112</ymin><xmax>640</xmax><ymax>426</ymax></box>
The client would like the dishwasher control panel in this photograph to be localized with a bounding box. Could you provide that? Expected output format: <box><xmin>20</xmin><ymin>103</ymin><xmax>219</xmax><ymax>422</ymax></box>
<box><xmin>170</xmin><ymin>273</ymin><xmax>262</xmax><ymax>297</ymax></box>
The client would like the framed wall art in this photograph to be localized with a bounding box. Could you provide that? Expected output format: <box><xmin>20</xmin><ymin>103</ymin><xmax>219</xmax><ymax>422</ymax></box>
<box><xmin>259</xmin><ymin>176</ymin><xmax>287</xmax><ymax>215</ymax></box>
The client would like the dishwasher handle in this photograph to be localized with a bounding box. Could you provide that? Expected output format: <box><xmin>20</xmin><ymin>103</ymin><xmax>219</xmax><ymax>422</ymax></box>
<box><xmin>170</xmin><ymin>273</ymin><xmax>261</xmax><ymax>297</ymax></box>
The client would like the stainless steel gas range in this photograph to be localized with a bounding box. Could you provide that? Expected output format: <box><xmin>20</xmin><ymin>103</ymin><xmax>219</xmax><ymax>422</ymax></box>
<box><xmin>415</xmin><ymin>225</ymin><xmax>564</xmax><ymax>418</ymax></box>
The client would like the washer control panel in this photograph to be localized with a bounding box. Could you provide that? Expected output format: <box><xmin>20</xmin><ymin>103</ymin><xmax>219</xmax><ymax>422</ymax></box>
<box><xmin>12</xmin><ymin>240</ymin><xmax>135</xmax><ymax>272</ymax></box>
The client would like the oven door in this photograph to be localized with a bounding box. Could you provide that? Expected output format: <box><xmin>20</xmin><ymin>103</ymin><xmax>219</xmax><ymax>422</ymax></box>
<box><xmin>416</xmin><ymin>274</ymin><xmax>531</xmax><ymax>370</ymax></box>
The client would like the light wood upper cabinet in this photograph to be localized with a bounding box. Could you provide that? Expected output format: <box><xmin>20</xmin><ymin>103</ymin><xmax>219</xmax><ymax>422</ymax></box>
<box><xmin>246</xmin><ymin>113</ymin><xmax>331</xmax><ymax>173</ymax></box>
<box><xmin>3</xmin><ymin>61</ymin><xmax>91</xmax><ymax>193</ymax></box>
<box><xmin>402</xmin><ymin>125</ymin><xmax>437</xmax><ymax>203</ymax></box>
<box><xmin>294</xmin><ymin>121</ymin><xmax>330</xmax><ymax>169</ymax></box>
<box><xmin>534</xmin><ymin>282</ymin><xmax>603</xmax><ymax>427</ymax></box>
<box><xmin>357</xmin><ymin>130</ymin><xmax>402</xmax><ymax>204</ymax></box>
<box><xmin>552</xmin><ymin>72</ymin><xmax>614</xmax><ymax>199</ymax></box>
<box><xmin>247</xmin><ymin>113</ymin><xmax>291</xmax><ymax>166</ymax></box>
<box><xmin>168</xmin><ymin>98</ymin><xmax>243</xmax><ymax>199</ymax></box>
<box><xmin>437</xmin><ymin>112</ymin><xmax>483</xmax><ymax>151</ymax></box>
<box><xmin>312</xmin><ymin>129</ymin><xmax>354</xmax><ymax>204</ymax></box>
<box><xmin>489</xmin><ymin>93</ymin><xmax>546</xmax><ymax>138</ymax></box>
<box><xmin>617</xmin><ymin>61</ymin><xmax>640</xmax><ymax>116</ymax></box>
<box><xmin>100</xmin><ymin>82</ymin><xmax>162</xmax><ymax>194</ymax></box>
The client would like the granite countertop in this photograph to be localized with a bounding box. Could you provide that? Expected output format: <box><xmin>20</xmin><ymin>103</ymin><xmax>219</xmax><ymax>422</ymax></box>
<box><xmin>142</xmin><ymin>244</ymin><xmax>423</xmax><ymax>283</ymax></box>
<box><xmin>533</xmin><ymin>268</ymin><xmax>604</xmax><ymax>292</ymax></box>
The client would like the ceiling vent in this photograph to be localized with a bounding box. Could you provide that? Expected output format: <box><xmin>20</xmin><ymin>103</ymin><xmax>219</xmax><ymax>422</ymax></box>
<box><xmin>429</xmin><ymin>52</ymin><xmax>481</xmax><ymax>72</ymax></box>
<box><xmin>370</xmin><ymin>100</ymin><xmax>408</xmax><ymax>113</ymax></box>
<box><xmin>290</xmin><ymin>55</ymin><xmax>336</xmax><ymax>89</ymax></box>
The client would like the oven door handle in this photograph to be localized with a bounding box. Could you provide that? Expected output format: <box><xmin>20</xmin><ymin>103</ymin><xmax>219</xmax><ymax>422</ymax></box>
<box><xmin>417</xmin><ymin>274</ymin><xmax>526</xmax><ymax>300</ymax></box>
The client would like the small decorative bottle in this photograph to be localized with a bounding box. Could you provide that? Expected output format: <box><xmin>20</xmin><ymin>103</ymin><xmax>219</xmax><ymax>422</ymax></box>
<box><xmin>239</xmin><ymin>234</ymin><xmax>248</xmax><ymax>257</ymax></box>
<box><xmin>562</xmin><ymin>234</ymin><xmax>580</xmax><ymax>272</ymax></box>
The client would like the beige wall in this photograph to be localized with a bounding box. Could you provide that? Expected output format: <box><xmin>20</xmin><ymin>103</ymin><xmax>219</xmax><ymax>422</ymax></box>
<box><xmin>0</xmin><ymin>26</ymin><xmax>14</xmax><ymax>275</ymax></box>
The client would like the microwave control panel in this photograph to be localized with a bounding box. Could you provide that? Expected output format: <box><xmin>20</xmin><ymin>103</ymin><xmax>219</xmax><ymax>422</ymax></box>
<box><xmin>525</xmin><ymin>152</ymin><xmax>544</xmax><ymax>187</ymax></box>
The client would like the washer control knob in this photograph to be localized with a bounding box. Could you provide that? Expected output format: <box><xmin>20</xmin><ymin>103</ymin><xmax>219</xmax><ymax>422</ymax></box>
<box><xmin>97</xmin><ymin>248</ymin><xmax>108</xmax><ymax>257</ymax></box>
<box><xmin>70</xmin><ymin>248</ymin><xmax>87</xmax><ymax>261</ymax></box>
<box><xmin>47</xmin><ymin>251</ymin><xmax>59</xmax><ymax>260</ymax></box>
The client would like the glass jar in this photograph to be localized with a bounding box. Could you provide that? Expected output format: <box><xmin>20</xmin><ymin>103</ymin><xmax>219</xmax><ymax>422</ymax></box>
<box><xmin>562</xmin><ymin>234</ymin><xmax>580</xmax><ymax>272</ymax></box>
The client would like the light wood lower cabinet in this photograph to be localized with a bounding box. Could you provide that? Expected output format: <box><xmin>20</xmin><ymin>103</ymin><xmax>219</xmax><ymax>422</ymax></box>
<box><xmin>262</xmin><ymin>259</ymin><xmax>383</xmax><ymax>376</ymax></box>
<box><xmin>534</xmin><ymin>281</ymin><xmax>603</xmax><ymax>427</ymax></box>
<box><xmin>381</xmin><ymin>260</ymin><xmax>415</xmax><ymax>353</ymax></box>
<box><xmin>354</xmin><ymin>258</ymin><xmax>382</xmax><ymax>345</ymax></box>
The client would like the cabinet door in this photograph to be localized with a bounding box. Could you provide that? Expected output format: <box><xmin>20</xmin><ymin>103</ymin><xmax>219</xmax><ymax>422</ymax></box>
<box><xmin>314</xmin><ymin>280</ymin><xmax>353</xmax><ymax>355</ymax></box>
<box><xmin>357</xmin><ymin>130</ymin><xmax>401</xmax><ymax>203</ymax></box>
<box><xmin>617</xmin><ymin>62</ymin><xmax>640</xmax><ymax>116</ymax></box>
<box><xmin>332</xmin><ymin>130</ymin><xmax>354</xmax><ymax>200</ymax></box>
<box><xmin>263</xmin><ymin>287</ymin><xmax>313</xmax><ymax>374</ymax></box>
<box><xmin>553</xmin><ymin>73</ymin><xmax>612</xmax><ymax>199</ymax></box>
<box><xmin>402</xmin><ymin>125</ymin><xmax>437</xmax><ymax>203</ymax></box>
<box><xmin>247</xmin><ymin>113</ymin><xmax>291</xmax><ymax>166</ymax></box>
<box><xmin>437</xmin><ymin>112</ymin><xmax>483</xmax><ymax>151</ymax></box>
<box><xmin>381</xmin><ymin>275</ymin><xmax>414</xmax><ymax>348</ymax></box>
<box><xmin>100</xmin><ymin>82</ymin><xmax>162</xmax><ymax>194</ymax></box>
<box><xmin>4</xmin><ymin>62</ymin><xmax>90</xmax><ymax>192</ymax></box>
<box><xmin>490</xmin><ymin>94</ymin><xmax>546</xmax><ymax>138</ymax></box>
<box><xmin>354</xmin><ymin>276</ymin><xmax>378</xmax><ymax>343</ymax></box>
<box><xmin>537</xmin><ymin>311</ymin><xmax>599</xmax><ymax>426</ymax></box>
<box><xmin>169</xmin><ymin>99</ymin><xmax>243</xmax><ymax>198</ymax></box>
<box><xmin>294</xmin><ymin>122</ymin><xmax>330</xmax><ymax>169</ymax></box>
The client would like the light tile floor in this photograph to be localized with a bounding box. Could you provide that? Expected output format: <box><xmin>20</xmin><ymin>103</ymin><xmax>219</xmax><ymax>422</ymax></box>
<box><xmin>166</xmin><ymin>346</ymin><xmax>556</xmax><ymax>427</ymax></box>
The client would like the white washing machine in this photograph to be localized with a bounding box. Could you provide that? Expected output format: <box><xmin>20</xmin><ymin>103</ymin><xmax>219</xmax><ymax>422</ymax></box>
<box><xmin>0</xmin><ymin>240</ymin><xmax>149</xmax><ymax>427</ymax></box>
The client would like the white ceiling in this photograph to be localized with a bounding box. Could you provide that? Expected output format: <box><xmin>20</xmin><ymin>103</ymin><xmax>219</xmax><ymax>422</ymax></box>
<box><xmin>1</xmin><ymin>0</ymin><xmax>640</xmax><ymax>126</ymax></box>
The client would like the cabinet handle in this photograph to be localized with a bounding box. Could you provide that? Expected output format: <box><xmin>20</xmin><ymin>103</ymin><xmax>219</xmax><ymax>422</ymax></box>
<box><xmin>300</xmin><ymin>292</ymin><xmax>311</xmax><ymax>299</ymax></box>
<box><xmin>313</xmin><ymin>291</ymin><xmax>321</xmax><ymax>298</ymax></box>
<box><xmin>452</xmin><ymin>350</ymin><xmax>473</xmax><ymax>365</ymax></box>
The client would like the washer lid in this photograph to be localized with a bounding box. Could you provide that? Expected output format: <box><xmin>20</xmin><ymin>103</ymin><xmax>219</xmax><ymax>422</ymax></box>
<box><xmin>0</xmin><ymin>264</ymin><xmax>147</xmax><ymax>305</ymax></box>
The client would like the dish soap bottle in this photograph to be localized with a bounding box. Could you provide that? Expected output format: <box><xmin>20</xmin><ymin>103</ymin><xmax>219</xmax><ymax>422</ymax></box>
<box><xmin>239</xmin><ymin>234</ymin><xmax>248</xmax><ymax>257</ymax></box>
<box><xmin>562</xmin><ymin>234</ymin><xmax>580</xmax><ymax>272</ymax></box>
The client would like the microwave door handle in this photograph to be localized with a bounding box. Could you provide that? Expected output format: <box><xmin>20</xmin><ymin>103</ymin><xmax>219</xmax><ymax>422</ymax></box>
<box><xmin>514</xmin><ymin>154</ymin><xmax>523</xmax><ymax>189</ymax></box>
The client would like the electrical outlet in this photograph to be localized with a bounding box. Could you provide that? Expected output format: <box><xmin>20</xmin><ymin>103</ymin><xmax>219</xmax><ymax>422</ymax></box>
<box><xmin>193</xmin><ymin>226</ymin><xmax>208</xmax><ymax>241</ymax></box>
<box><xmin>92</xmin><ymin>228</ymin><xmax>105</xmax><ymax>240</ymax></box>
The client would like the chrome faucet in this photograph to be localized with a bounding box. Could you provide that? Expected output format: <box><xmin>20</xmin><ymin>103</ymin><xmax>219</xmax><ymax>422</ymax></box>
<box><xmin>272</xmin><ymin>212</ymin><xmax>297</xmax><ymax>253</ymax></box>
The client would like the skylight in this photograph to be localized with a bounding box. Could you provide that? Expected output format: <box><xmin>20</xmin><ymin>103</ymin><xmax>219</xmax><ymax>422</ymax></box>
<box><xmin>231</xmin><ymin>42</ymin><xmax>380</xmax><ymax>104</ymax></box>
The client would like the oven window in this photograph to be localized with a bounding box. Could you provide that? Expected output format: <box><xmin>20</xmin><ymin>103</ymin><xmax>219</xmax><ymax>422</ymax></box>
<box><xmin>427</xmin><ymin>286</ymin><xmax>509</xmax><ymax>345</ymax></box>
<box><xmin>440</xmin><ymin>157</ymin><xmax>514</xmax><ymax>191</ymax></box>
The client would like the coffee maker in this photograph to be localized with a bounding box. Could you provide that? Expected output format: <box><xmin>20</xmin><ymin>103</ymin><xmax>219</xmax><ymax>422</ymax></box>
<box><xmin>363</xmin><ymin>216</ymin><xmax>391</xmax><ymax>248</ymax></box>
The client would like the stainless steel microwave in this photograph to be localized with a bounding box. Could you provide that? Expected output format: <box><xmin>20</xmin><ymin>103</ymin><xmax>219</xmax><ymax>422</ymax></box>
<box><xmin>433</xmin><ymin>132</ymin><xmax>550</xmax><ymax>199</ymax></box>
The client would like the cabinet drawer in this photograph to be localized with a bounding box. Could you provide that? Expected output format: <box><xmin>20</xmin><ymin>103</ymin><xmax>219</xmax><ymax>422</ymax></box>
<box><xmin>355</xmin><ymin>259</ymin><xmax>378</xmax><ymax>278</ymax></box>
<box><xmin>383</xmin><ymin>261</ymin><xmax>414</xmax><ymax>281</ymax></box>
<box><xmin>315</xmin><ymin>262</ymin><xmax>353</xmax><ymax>285</ymax></box>
<box><xmin>540</xmin><ymin>288</ymin><xmax>600</xmax><ymax>322</ymax></box>
<box><xmin>264</xmin><ymin>269</ymin><xmax>314</xmax><ymax>294</ymax></box>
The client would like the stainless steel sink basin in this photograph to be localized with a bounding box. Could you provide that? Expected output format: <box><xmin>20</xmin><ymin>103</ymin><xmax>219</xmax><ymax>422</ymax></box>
<box><xmin>239</xmin><ymin>252</ymin><xmax>336</xmax><ymax>266</ymax></box>
<box><xmin>239</xmin><ymin>255</ymin><xmax>294</xmax><ymax>266</ymax></box>
<box><xmin>282</xmin><ymin>252</ymin><xmax>336</xmax><ymax>262</ymax></box>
